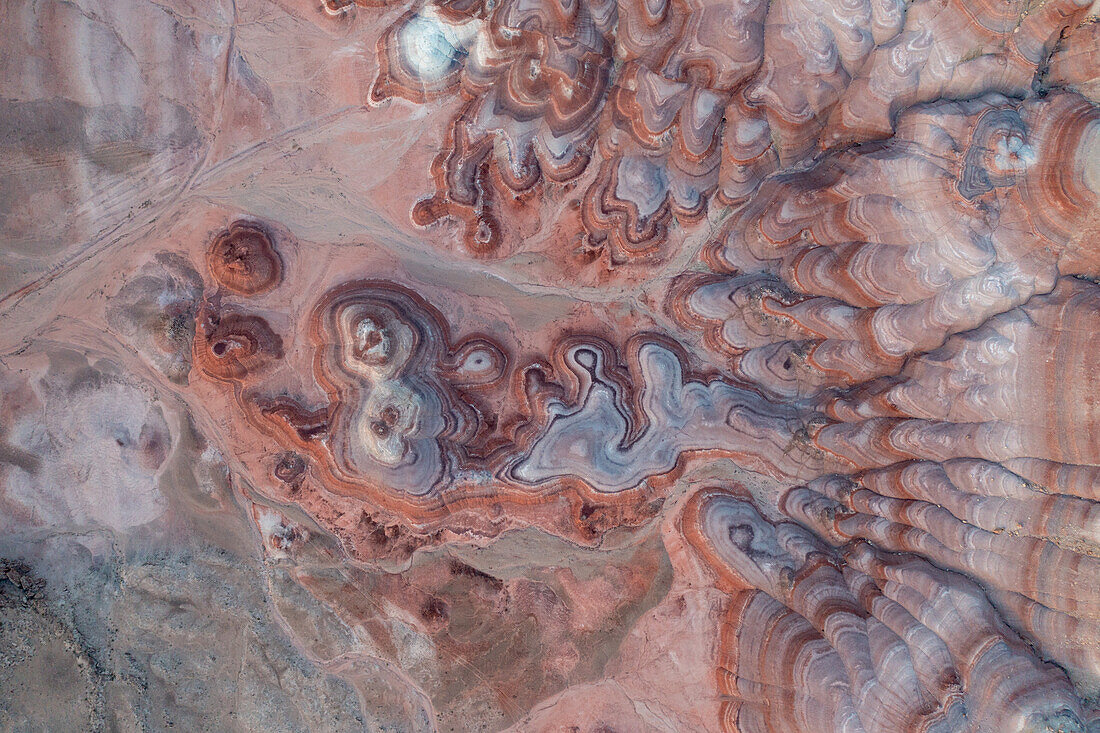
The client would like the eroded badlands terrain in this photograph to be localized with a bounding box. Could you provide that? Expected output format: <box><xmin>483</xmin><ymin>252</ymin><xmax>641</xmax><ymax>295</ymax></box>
<box><xmin>2</xmin><ymin>0</ymin><xmax>1100</xmax><ymax>730</ymax></box>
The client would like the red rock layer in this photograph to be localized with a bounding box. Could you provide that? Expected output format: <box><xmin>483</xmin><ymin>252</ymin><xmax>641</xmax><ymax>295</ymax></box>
<box><xmin>83</xmin><ymin>5</ymin><xmax>1100</xmax><ymax>725</ymax></box>
<box><xmin>370</xmin><ymin>0</ymin><xmax>1090</xmax><ymax>258</ymax></box>
<box><xmin>1047</xmin><ymin>20</ymin><xmax>1100</xmax><ymax>95</ymax></box>
<box><xmin>187</xmin><ymin>272</ymin><xmax>848</xmax><ymax>558</ymax></box>
<box><xmin>169</xmin><ymin>84</ymin><xmax>1100</xmax><ymax>725</ymax></box>
<box><xmin>206</xmin><ymin>221</ymin><xmax>283</xmax><ymax>296</ymax></box>
<box><xmin>671</xmin><ymin>92</ymin><xmax>1100</xmax><ymax>400</ymax></box>
<box><xmin>372</xmin><ymin>0</ymin><xmax>616</xmax><ymax>254</ymax></box>
<box><xmin>684</xmin><ymin>488</ymin><xmax>1092</xmax><ymax>733</ymax></box>
<box><xmin>771</xmin><ymin>278</ymin><xmax>1100</xmax><ymax>694</ymax></box>
<box><xmin>193</xmin><ymin>309</ymin><xmax>284</xmax><ymax>383</ymax></box>
<box><xmin>667</xmin><ymin>87</ymin><xmax>1100</xmax><ymax>729</ymax></box>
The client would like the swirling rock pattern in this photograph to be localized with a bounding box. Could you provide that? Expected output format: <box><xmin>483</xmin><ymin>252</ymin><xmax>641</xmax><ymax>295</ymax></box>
<box><xmin>371</xmin><ymin>0</ymin><xmax>617</xmax><ymax>254</ymax></box>
<box><xmin>4</xmin><ymin>0</ymin><xmax>1100</xmax><ymax>730</ymax></box>
<box><xmin>366</xmin><ymin>0</ymin><xmax>1092</xmax><ymax>264</ymax></box>
<box><xmin>684</xmin><ymin>490</ymin><xmax>1091</xmax><ymax>733</ymax></box>
<box><xmin>671</xmin><ymin>91</ymin><xmax>1100</xmax><ymax>400</ymax></box>
<box><xmin>662</xmin><ymin>84</ymin><xmax>1100</xmax><ymax>730</ymax></box>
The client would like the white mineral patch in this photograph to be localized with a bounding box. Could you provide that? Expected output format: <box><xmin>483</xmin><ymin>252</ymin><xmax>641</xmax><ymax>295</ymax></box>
<box><xmin>1081</xmin><ymin>121</ymin><xmax>1100</xmax><ymax>195</ymax></box>
<box><xmin>735</xmin><ymin>116</ymin><xmax>769</xmax><ymax>144</ymax></box>
<box><xmin>461</xmin><ymin>348</ymin><xmax>495</xmax><ymax>375</ymax></box>
<box><xmin>615</xmin><ymin>156</ymin><xmax>669</xmax><ymax>218</ymax></box>
<box><xmin>254</xmin><ymin>506</ymin><xmax>302</xmax><ymax>559</ymax></box>
<box><xmin>993</xmin><ymin>135</ymin><xmax>1036</xmax><ymax>173</ymax></box>
<box><xmin>356</xmin><ymin>318</ymin><xmax>390</xmax><ymax>359</ymax></box>
<box><xmin>398</xmin><ymin>8</ymin><xmax>481</xmax><ymax>81</ymax></box>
